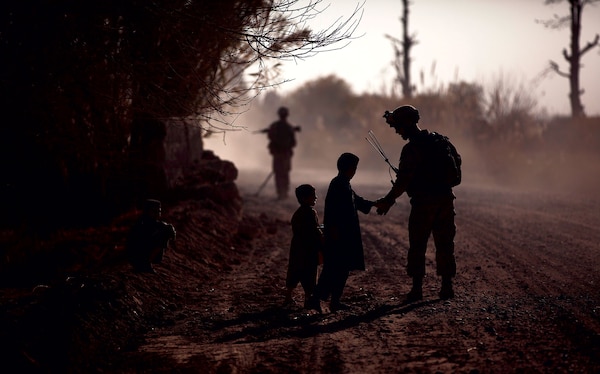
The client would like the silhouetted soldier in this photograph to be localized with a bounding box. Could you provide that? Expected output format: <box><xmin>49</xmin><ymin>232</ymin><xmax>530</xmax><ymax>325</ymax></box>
<box><xmin>374</xmin><ymin>105</ymin><xmax>462</xmax><ymax>302</ymax></box>
<box><xmin>259</xmin><ymin>107</ymin><xmax>300</xmax><ymax>200</ymax></box>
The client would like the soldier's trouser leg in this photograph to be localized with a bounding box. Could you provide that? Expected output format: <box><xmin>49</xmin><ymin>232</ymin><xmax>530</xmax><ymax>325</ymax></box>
<box><xmin>432</xmin><ymin>198</ymin><xmax>456</xmax><ymax>277</ymax></box>
<box><xmin>407</xmin><ymin>202</ymin><xmax>435</xmax><ymax>278</ymax></box>
<box><xmin>273</xmin><ymin>153</ymin><xmax>292</xmax><ymax>198</ymax></box>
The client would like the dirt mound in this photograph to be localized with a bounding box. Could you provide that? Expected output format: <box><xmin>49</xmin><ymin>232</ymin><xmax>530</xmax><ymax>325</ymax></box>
<box><xmin>0</xmin><ymin>152</ymin><xmax>268</xmax><ymax>372</ymax></box>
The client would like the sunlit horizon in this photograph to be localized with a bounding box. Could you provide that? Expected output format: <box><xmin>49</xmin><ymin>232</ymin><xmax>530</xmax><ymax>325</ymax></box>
<box><xmin>271</xmin><ymin>0</ymin><xmax>600</xmax><ymax>117</ymax></box>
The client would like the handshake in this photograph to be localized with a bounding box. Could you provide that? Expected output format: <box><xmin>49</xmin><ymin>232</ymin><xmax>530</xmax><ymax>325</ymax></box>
<box><xmin>373</xmin><ymin>197</ymin><xmax>395</xmax><ymax>215</ymax></box>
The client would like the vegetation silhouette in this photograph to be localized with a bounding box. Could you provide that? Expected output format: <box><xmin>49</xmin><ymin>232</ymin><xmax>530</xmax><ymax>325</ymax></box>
<box><xmin>0</xmin><ymin>0</ymin><xmax>362</xmax><ymax>231</ymax></box>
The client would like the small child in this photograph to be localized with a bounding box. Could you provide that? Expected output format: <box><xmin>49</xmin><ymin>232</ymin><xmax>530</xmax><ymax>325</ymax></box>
<box><xmin>126</xmin><ymin>199</ymin><xmax>176</xmax><ymax>273</ymax></box>
<box><xmin>284</xmin><ymin>184</ymin><xmax>324</xmax><ymax>308</ymax></box>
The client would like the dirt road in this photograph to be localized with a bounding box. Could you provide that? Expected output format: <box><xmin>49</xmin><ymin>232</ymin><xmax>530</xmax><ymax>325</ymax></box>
<box><xmin>113</xmin><ymin>178</ymin><xmax>600</xmax><ymax>373</ymax></box>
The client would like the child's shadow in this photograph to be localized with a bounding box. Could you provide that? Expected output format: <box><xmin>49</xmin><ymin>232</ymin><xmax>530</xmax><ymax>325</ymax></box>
<box><xmin>211</xmin><ymin>299</ymin><xmax>440</xmax><ymax>343</ymax></box>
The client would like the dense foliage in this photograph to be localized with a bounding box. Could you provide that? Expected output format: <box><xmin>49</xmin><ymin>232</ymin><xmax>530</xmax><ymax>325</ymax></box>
<box><xmin>0</xmin><ymin>0</ymin><xmax>359</xmax><ymax>230</ymax></box>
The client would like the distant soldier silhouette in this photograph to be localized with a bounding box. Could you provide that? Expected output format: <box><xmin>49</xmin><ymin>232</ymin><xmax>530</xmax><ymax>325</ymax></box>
<box><xmin>259</xmin><ymin>107</ymin><xmax>300</xmax><ymax>200</ymax></box>
<box><xmin>375</xmin><ymin>105</ymin><xmax>462</xmax><ymax>302</ymax></box>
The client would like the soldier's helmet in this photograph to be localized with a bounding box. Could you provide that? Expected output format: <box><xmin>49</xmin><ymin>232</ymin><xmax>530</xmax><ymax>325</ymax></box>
<box><xmin>277</xmin><ymin>106</ymin><xmax>289</xmax><ymax>117</ymax></box>
<box><xmin>383</xmin><ymin>105</ymin><xmax>420</xmax><ymax>128</ymax></box>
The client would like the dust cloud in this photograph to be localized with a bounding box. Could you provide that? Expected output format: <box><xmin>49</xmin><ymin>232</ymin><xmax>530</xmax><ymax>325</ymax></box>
<box><xmin>204</xmin><ymin>106</ymin><xmax>600</xmax><ymax>199</ymax></box>
<box><xmin>202</xmin><ymin>106</ymin><xmax>395</xmax><ymax>197</ymax></box>
<box><xmin>204</xmin><ymin>127</ymin><xmax>378</xmax><ymax>198</ymax></box>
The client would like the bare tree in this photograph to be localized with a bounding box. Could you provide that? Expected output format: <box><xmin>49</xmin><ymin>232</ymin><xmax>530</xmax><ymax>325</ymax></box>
<box><xmin>386</xmin><ymin>0</ymin><xmax>417</xmax><ymax>98</ymax></box>
<box><xmin>537</xmin><ymin>0</ymin><xmax>600</xmax><ymax>118</ymax></box>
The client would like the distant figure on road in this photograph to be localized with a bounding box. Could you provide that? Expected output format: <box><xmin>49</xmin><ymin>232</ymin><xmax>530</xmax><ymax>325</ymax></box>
<box><xmin>374</xmin><ymin>105</ymin><xmax>462</xmax><ymax>302</ymax></box>
<box><xmin>127</xmin><ymin>199</ymin><xmax>176</xmax><ymax>274</ymax></box>
<box><xmin>307</xmin><ymin>153</ymin><xmax>375</xmax><ymax>313</ymax></box>
<box><xmin>284</xmin><ymin>184</ymin><xmax>324</xmax><ymax>308</ymax></box>
<box><xmin>259</xmin><ymin>107</ymin><xmax>300</xmax><ymax>200</ymax></box>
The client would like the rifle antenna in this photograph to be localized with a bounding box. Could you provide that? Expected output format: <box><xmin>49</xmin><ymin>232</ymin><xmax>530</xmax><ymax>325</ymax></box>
<box><xmin>366</xmin><ymin>130</ymin><xmax>399</xmax><ymax>174</ymax></box>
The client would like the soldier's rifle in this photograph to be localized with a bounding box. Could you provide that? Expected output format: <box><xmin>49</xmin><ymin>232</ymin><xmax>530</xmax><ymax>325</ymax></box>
<box><xmin>254</xmin><ymin>171</ymin><xmax>273</xmax><ymax>197</ymax></box>
<box><xmin>252</xmin><ymin>126</ymin><xmax>301</xmax><ymax>134</ymax></box>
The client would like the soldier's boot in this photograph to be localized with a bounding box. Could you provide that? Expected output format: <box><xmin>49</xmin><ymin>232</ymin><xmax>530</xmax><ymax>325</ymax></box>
<box><xmin>406</xmin><ymin>276</ymin><xmax>423</xmax><ymax>302</ymax></box>
<box><xmin>439</xmin><ymin>276</ymin><xmax>455</xmax><ymax>300</ymax></box>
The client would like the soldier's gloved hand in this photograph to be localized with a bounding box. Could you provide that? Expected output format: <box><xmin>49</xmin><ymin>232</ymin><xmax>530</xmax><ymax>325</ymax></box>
<box><xmin>375</xmin><ymin>198</ymin><xmax>393</xmax><ymax>215</ymax></box>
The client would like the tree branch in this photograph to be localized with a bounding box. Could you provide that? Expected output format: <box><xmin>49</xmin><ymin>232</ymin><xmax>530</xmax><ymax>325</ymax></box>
<box><xmin>549</xmin><ymin>60</ymin><xmax>570</xmax><ymax>78</ymax></box>
<box><xmin>580</xmin><ymin>34</ymin><xmax>600</xmax><ymax>55</ymax></box>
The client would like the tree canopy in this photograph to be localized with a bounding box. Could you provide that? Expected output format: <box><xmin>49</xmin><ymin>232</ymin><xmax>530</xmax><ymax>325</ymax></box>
<box><xmin>0</xmin><ymin>0</ymin><xmax>361</xmax><ymax>229</ymax></box>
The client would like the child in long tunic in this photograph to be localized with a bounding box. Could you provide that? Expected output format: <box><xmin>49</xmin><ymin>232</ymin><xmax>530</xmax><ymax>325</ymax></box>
<box><xmin>284</xmin><ymin>184</ymin><xmax>324</xmax><ymax>308</ymax></box>
<box><xmin>307</xmin><ymin>153</ymin><xmax>374</xmax><ymax>312</ymax></box>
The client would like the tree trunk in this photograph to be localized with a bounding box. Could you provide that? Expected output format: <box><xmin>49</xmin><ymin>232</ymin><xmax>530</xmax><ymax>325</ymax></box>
<box><xmin>401</xmin><ymin>0</ymin><xmax>413</xmax><ymax>98</ymax></box>
<box><xmin>568</xmin><ymin>0</ymin><xmax>585</xmax><ymax>118</ymax></box>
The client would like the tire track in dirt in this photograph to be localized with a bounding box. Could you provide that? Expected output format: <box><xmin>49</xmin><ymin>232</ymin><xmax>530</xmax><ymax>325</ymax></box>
<box><xmin>458</xmin><ymin>186</ymin><xmax>600</xmax><ymax>302</ymax></box>
<box><xmin>453</xmin><ymin>185</ymin><xmax>600</xmax><ymax>370</ymax></box>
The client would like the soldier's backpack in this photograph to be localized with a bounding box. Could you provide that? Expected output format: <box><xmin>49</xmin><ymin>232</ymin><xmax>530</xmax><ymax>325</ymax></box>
<box><xmin>423</xmin><ymin>132</ymin><xmax>462</xmax><ymax>188</ymax></box>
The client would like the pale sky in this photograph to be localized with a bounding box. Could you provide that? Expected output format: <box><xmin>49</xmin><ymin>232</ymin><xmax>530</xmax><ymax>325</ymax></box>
<box><xmin>274</xmin><ymin>0</ymin><xmax>600</xmax><ymax>116</ymax></box>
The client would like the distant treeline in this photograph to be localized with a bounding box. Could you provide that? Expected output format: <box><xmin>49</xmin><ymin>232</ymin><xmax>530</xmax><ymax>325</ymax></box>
<box><xmin>248</xmin><ymin>75</ymin><xmax>600</xmax><ymax>193</ymax></box>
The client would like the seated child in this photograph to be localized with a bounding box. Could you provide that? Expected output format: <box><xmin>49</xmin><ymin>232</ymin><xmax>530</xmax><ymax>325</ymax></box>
<box><xmin>126</xmin><ymin>199</ymin><xmax>176</xmax><ymax>273</ymax></box>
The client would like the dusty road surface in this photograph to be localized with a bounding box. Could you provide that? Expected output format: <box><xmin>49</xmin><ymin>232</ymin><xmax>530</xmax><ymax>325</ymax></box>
<box><xmin>112</xmin><ymin>177</ymin><xmax>600</xmax><ymax>373</ymax></box>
